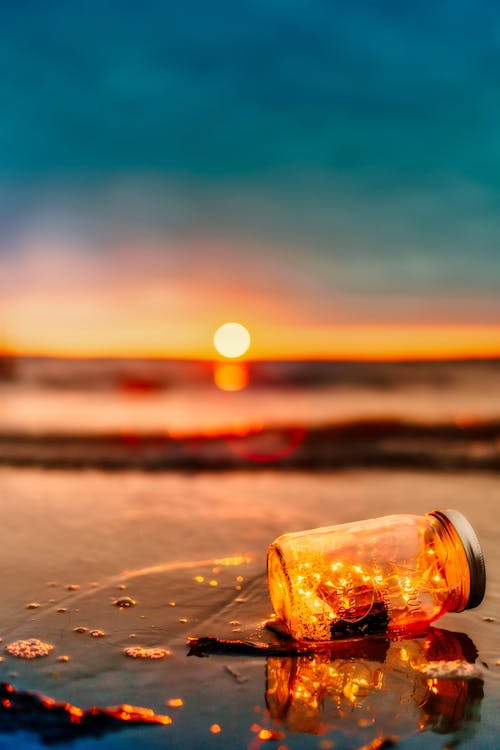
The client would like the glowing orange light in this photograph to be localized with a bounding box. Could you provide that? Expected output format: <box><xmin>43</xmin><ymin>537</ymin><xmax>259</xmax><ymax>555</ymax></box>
<box><xmin>159</xmin><ymin>715</ymin><xmax>173</xmax><ymax>725</ymax></box>
<box><xmin>258</xmin><ymin>729</ymin><xmax>273</xmax><ymax>740</ymax></box>
<box><xmin>213</xmin><ymin>322</ymin><xmax>251</xmax><ymax>358</ymax></box>
<box><xmin>166</xmin><ymin>698</ymin><xmax>184</xmax><ymax>708</ymax></box>
<box><xmin>210</xmin><ymin>723</ymin><xmax>222</xmax><ymax>734</ymax></box>
<box><xmin>214</xmin><ymin>555</ymin><xmax>252</xmax><ymax>566</ymax></box>
<box><xmin>0</xmin><ymin>684</ymin><xmax>174</xmax><ymax>728</ymax></box>
<box><xmin>213</xmin><ymin>362</ymin><xmax>249</xmax><ymax>391</ymax></box>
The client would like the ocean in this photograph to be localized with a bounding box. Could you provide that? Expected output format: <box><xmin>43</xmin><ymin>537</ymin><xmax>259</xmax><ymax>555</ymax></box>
<box><xmin>2</xmin><ymin>357</ymin><xmax>500</xmax><ymax>471</ymax></box>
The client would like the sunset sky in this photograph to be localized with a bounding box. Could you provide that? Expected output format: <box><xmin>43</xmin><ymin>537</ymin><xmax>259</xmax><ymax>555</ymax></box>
<box><xmin>1</xmin><ymin>1</ymin><xmax>500</xmax><ymax>360</ymax></box>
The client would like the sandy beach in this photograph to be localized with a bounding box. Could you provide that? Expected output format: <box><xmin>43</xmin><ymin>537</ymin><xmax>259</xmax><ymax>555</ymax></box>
<box><xmin>0</xmin><ymin>467</ymin><xmax>498</xmax><ymax>749</ymax></box>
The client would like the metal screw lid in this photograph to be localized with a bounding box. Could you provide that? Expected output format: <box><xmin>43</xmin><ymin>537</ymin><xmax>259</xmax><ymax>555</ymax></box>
<box><xmin>429</xmin><ymin>509</ymin><xmax>486</xmax><ymax>610</ymax></box>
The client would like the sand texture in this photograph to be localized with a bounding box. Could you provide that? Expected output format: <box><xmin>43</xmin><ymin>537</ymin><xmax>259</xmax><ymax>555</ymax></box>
<box><xmin>0</xmin><ymin>468</ymin><xmax>498</xmax><ymax>749</ymax></box>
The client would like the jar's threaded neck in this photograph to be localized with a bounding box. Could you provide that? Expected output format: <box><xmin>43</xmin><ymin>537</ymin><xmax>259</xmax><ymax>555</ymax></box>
<box><xmin>428</xmin><ymin>509</ymin><xmax>486</xmax><ymax>610</ymax></box>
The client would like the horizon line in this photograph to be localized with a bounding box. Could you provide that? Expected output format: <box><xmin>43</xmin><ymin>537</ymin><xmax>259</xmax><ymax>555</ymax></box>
<box><xmin>2</xmin><ymin>352</ymin><xmax>500</xmax><ymax>364</ymax></box>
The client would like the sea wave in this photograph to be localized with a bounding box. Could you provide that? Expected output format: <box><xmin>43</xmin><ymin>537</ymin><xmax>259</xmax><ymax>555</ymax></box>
<box><xmin>2</xmin><ymin>418</ymin><xmax>499</xmax><ymax>471</ymax></box>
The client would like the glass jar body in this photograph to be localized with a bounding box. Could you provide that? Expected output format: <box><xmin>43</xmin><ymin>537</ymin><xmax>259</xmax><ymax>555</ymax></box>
<box><xmin>267</xmin><ymin>512</ymin><xmax>473</xmax><ymax>641</ymax></box>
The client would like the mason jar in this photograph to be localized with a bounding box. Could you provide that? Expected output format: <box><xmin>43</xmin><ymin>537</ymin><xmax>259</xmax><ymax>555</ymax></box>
<box><xmin>267</xmin><ymin>510</ymin><xmax>485</xmax><ymax>640</ymax></box>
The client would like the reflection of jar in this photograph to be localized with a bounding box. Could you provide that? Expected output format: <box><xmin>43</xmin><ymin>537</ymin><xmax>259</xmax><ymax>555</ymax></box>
<box><xmin>267</xmin><ymin>510</ymin><xmax>485</xmax><ymax>640</ymax></box>
<box><xmin>265</xmin><ymin>628</ymin><xmax>483</xmax><ymax>739</ymax></box>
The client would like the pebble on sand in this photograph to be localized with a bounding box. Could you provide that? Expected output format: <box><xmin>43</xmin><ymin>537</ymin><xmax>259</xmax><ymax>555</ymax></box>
<box><xmin>113</xmin><ymin>596</ymin><xmax>137</xmax><ymax>608</ymax></box>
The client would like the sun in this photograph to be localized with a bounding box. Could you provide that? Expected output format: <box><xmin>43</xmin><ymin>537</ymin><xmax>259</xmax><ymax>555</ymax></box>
<box><xmin>213</xmin><ymin>322</ymin><xmax>251</xmax><ymax>358</ymax></box>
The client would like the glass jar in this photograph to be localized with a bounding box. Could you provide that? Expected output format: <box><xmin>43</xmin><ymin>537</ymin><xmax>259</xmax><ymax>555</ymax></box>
<box><xmin>267</xmin><ymin>510</ymin><xmax>485</xmax><ymax>640</ymax></box>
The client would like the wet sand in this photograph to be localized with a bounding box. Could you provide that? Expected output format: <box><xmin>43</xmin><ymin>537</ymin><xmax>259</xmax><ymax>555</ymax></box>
<box><xmin>0</xmin><ymin>467</ymin><xmax>498</xmax><ymax>749</ymax></box>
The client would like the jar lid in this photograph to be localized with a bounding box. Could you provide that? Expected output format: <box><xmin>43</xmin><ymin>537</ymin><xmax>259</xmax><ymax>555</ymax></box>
<box><xmin>429</xmin><ymin>509</ymin><xmax>486</xmax><ymax>610</ymax></box>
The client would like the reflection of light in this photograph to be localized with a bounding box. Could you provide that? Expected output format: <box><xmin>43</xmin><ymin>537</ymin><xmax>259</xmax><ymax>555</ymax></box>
<box><xmin>213</xmin><ymin>322</ymin><xmax>251</xmax><ymax>358</ymax></box>
<box><xmin>265</xmin><ymin>628</ymin><xmax>484</xmax><ymax>739</ymax></box>
<box><xmin>213</xmin><ymin>362</ymin><xmax>249</xmax><ymax>391</ymax></box>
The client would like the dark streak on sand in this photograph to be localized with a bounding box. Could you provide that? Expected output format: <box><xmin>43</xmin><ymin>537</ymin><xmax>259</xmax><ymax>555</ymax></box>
<box><xmin>187</xmin><ymin>635</ymin><xmax>315</xmax><ymax>658</ymax></box>
<box><xmin>186</xmin><ymin>634</ymin><xmax>395</xmax><ymax>661</ymax></box>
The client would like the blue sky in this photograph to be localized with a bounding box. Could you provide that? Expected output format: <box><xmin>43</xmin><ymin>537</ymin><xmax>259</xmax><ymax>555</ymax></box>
<box><xmin>1</xmin><ymin>1</ymin><xmax>500</xmax><ymax>354</ymax></box>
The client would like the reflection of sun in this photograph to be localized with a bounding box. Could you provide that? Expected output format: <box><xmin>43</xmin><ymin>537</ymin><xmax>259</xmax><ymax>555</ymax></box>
<box><xmin>213</xmin><ymin>362</ymin><xmax>249</xmax><ymax>392</ymax></box>
<box><xmin>213</xmin><ymin>322</ymin><xmax>251</xmax><ymax>359</ymax></box>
